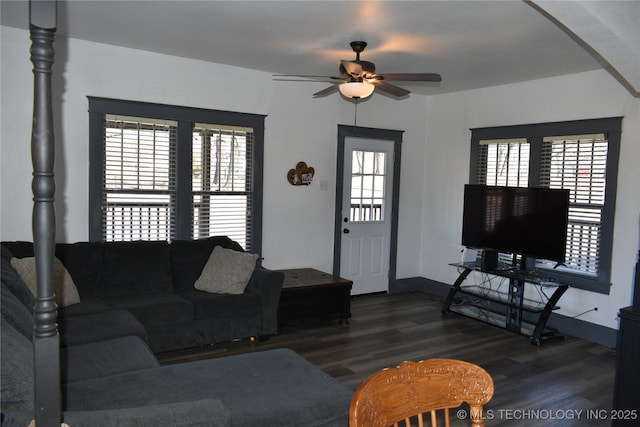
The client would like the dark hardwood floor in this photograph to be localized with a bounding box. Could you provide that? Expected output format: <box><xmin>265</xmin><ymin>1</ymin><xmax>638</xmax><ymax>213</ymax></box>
<box><xmin>157</xmin><ymin>291</ymin><xmax>617</xmax><ymax>426</ymax></box>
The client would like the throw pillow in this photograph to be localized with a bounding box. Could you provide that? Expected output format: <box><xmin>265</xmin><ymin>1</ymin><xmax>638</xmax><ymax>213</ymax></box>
<box><xmin>194</xmin><ymin>246</ymin><xmax>259</xmax><ymax>295</ymax></box>
<box><xmin>10</xmin><ymin>257</ymin><xmax>81</xmax><ymax>307</ymax></box>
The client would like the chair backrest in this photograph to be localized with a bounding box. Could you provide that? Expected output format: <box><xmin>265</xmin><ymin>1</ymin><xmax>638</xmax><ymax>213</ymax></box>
<box><xmin>349</xmin><ymin>358</ymin><xmax>494</xmax><ymax>427</ymax></box>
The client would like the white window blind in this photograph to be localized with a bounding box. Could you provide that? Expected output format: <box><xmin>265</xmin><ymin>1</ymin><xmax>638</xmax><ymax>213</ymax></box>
<box><xmin>477</xmin><ymin>138</ymin><xmax>530</xmax><ymax>187</ymax></box>
<box><xmin>103</xmin><ymin>115</ymin><xmax>177</xmax><ymax>241</ymax></box>
<box><xmin>540</xmin><ymin>134</ymin><xmax>608</xmax><ymax>275</ymax></box>
<box><xmin>192</xmin><ymin>123</ymin><xmax>253</xmax><ymax>249</ymax></box>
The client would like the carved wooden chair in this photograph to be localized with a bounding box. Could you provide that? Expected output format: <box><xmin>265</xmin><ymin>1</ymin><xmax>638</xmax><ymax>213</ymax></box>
<box><xmin>349</xmin><ymin>358</ymin><xmax>494</xmax><ymax>427</ymax></box>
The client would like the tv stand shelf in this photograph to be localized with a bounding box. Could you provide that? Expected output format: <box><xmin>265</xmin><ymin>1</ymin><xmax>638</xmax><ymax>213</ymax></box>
<box><xmin>451</xmin><ymin>285</ymin><xmax>555</xmax><ymax>313</ymax></box>
<box><xmin>442</xmin><ymin>261</ymin><xmax>569</xmax><ymax>345</ymax></box>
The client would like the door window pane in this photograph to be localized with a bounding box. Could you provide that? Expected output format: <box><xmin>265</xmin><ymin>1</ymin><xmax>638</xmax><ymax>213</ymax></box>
<box><xmin>350</xmin><ymin>150</ymin><xmax>386</xmax><ymax>222</ymax></box>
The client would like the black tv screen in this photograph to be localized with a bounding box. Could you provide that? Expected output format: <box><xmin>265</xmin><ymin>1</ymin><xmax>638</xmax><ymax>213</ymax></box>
<box><xmin>462</xmin><ymin>184</ymin><xmax>570</xmax><ymax>263</ymax></box>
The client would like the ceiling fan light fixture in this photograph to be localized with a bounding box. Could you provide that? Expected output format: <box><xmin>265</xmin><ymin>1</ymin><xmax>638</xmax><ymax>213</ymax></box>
<box><xmin>339</xmin><ymin>81</ymin><xmax>375</xmax><ymax>99</ymax></box>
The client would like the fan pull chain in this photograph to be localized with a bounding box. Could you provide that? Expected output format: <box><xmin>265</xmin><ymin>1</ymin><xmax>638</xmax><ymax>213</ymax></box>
<box><xmin>354</xmin><ymin>98</ymin><xmax>359</xmax><ymax>127</ymax></box>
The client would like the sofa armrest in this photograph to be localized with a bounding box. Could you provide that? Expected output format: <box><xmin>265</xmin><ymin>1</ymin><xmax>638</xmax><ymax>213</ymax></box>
<box><xmin>245</xmin><ymin>266</ymin><xmax>284</xmax><ymax>336</ymax></box>
<box><xmin>62</xmin><ymin>399</ymin><xmax>231</xmax><ymax>426</ymax></box>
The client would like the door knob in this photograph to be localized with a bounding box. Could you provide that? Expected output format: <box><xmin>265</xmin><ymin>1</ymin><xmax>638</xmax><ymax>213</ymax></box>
<box><xmin>343</xmin><ymin>228</ymin><xmax>350</xmax><ymax>234</ymax></box>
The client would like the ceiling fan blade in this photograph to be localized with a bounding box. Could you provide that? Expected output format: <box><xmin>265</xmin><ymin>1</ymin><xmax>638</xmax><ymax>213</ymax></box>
<box><xmin>273</xmin><ymin>74</ymin><xmax>346</xmax><ymax>82</ymax></box>
<box><xmin>373</xmin><ymin>81</ymin><xmax>411</xmax><ymax>97</ymax></box>
<box><xmin>341</xmin><ymin>60</ymin><xmax>363</xmax><ymax>77</ymax></box>
<box><xmin>313</xmin><ymin>84</ymin><xmax>340</xmax><ymax>98</ymax></box>
<box><xmin>379</xmin><ymin>73</ymin><xmax>442</xmax><ymax>82</ymax></box>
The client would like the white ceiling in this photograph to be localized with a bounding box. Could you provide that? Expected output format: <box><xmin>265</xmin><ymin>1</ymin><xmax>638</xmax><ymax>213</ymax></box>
<box><xmin>2</xmin><ymin>0</ymin><xmax>638</xmax><ymax>96</ymax></box>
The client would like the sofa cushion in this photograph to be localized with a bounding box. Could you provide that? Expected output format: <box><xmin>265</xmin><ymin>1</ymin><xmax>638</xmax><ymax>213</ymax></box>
<box><xmin>195</xmin><ymin>246</ymin><xmax>259</xmax><ymax>295</ymax></box>
<box><xmin>55</xmin><ymin>242</ymin><xmax>104</xmax><ymax>299</ymax></box>
<box><xmin>59</xmin><ymin>309</ymin><xmax>148</xmax><ymax>347</ymax></box>
<box><xmin>170</xmin><ymin>236</ymin><xmax>244</xmax><ymax>293</ymax></box>
<box><xmin>0</xmin><ymin>314</ymin><xmax>34</xmax><ymax>427</ymax></box>
<box><xmin>181</xmin><ymin>290</ymin><xmax>261</xmax><ymax>320</ymax></box>
<box><xmin>144</xmin><ymin>322</ymin><xmax>200</xmax><ymax>353</ymax></box>
<box><xmin>106</xmin><ymin>293</ymin><xmax>194</xmax><ymax>327</ymax></box>
<box><xmin>1</xmin><ymin>245</ymin><xmax>35</xmax><ymax>312</ymax></box>
<box><xmin>61</xmin><ymin>336</ymin><xmax>159</xmax><ymax>383</ymax></box>
<box><xmin>58</xmin><ymin>297</ymin><xmax>113</xmax><ymax>318</ymax></box>
<box><xmin>11</xmin><ymin>256</ymin><xmax>82</xmax><ymax>307</ymax></box>
<box><xmin>62</xmin><ymin>399</ymin><xmax>231</xmax><ymax>427</ymax></box>
<box><xmin>63</xmin><ymin>349</ymin><xmax>352</xmax><ymax>427</ymax></box>
<box><xmin>100</xmin><ymin>241</ymin><xmax>173</xmax><ymax>297</ymax></box>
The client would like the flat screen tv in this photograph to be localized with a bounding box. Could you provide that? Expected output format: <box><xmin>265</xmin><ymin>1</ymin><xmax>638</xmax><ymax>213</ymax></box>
<box><xmin>462</xmin><ymin>184</ymin><xmax>570</xmax><ymax>263</ymax></box>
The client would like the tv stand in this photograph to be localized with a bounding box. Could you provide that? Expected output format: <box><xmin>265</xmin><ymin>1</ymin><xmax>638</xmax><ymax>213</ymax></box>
<box><xmin>442</xmin><ymin>258</ymin><xmax>568</xmax><ymax>345</ymax></box>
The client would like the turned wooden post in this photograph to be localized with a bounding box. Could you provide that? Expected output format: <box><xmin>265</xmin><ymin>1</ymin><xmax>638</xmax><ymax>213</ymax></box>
<box><xmin>29</xmin><ymin>1</ymin><xmax>61</xmax><ymax>425</ymax></box>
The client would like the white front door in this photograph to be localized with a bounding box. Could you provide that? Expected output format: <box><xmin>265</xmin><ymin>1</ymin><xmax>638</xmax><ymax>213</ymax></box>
<box><xmin>340</xmin><ymin>137</ymin><xmax>393</xmax><ymax>295</ymax></box>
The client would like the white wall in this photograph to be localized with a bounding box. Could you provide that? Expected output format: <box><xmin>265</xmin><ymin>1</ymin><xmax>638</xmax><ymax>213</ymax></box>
<box><xmin>422</xmin><ymin>70</ymin><xmax>640</xmax><ymax>330</ymax></box>
<box><xmin>0</xmin><ymin>26</ymin><xmax>427</xmax><ymax>278</ymax></box>
<box><xmin>3</xmin><ymin>25</ymin><xmax>638</xmax><ymax>332</ymax></box>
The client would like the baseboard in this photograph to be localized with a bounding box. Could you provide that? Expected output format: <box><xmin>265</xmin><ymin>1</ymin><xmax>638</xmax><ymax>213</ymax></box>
<box><xmin>392</xmin><ymin>277</ymin><xmax>618</xmax><ymax>348</ymax></box>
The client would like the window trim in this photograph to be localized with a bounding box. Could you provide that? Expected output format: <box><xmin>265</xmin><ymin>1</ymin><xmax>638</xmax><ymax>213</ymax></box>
<box><xmin>88</xmin><ymin>97</ymin><xmax>265</xmax><ymax>253</ymax></box>
<box><xmin>469</xmin><ymin>117</ymin><xmax>622</xmax><ymax>294</ymax></box>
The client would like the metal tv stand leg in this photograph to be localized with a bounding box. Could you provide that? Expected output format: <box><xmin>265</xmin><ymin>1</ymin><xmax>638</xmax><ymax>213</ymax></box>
<box><xmin>530</xmin><ymin>284</ymin><xmax>569</xmax><ymax>345</ymax></box>
<box><xmin>442</xmin><ymin>267</ymin><xmax>472</xmax><ymax>314</ymax></box>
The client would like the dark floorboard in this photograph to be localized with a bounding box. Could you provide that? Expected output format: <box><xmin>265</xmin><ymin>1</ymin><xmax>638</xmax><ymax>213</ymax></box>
<box><xmin>157</xmin><ymin>291</ymin><xmax>616</xmax><ymax>426</ymax></box>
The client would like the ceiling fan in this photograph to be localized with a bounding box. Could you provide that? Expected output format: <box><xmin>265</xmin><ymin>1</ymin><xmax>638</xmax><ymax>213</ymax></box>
<box><xmin>275</xmin><ymin>41</ymin><xmax>441</xmax><ymax>99</ymax></box>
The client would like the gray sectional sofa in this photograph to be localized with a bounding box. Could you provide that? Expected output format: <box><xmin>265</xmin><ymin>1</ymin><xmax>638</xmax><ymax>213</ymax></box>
<box><xmin>1</xmin><ymin>242</ymin><xmax>353</xmax><ymax>426</ymax></box>
<box><xmin>2</xmin><ymin>236</ymin><xmax>283</xmax><ymax>353</ymax></box>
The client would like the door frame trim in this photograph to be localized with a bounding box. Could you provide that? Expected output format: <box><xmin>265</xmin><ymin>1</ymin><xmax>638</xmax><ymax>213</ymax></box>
<box><xmin>333</xmin><ymin>125</ymin><xmax>403</xmax><ymax>288</ymax></box>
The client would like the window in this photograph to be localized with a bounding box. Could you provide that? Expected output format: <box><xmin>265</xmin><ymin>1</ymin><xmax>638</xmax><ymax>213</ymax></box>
<box><xmin>542</xmin><ymin>134</ymin><xmax>609</xmax><ymax>277</ymax></box>
<box><xmin>192</xmin><ymin>123</ymin><xmax>253</xmax><ymax>245</ymax></box>
<box><xmin>89</xmin><ymin>98</ymin><xmax>265</xmax><ymax>253</ymax></box>
<box><xmin>103</xmin><ymin>115</ymin><xmax>177</xmax><ymax>241</ymax></box>
<box><xmin>349</xmin><ymin>150</ymin><xmax>386</xmax><ymax>222</ymax></box>
<box><xmin>470</xmin><ymin>118</ymin><xmax>622</xmax><ymax>294</ymax></box>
